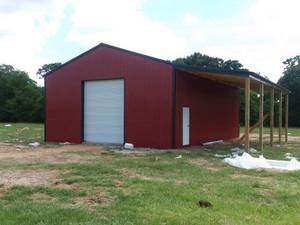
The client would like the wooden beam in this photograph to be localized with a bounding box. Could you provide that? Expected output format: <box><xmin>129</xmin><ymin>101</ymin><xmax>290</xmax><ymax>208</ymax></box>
<box><xmin>270</xmin><ymin>89</ymin><xmax>274</xmax><ymax>147</ymax></box>
<box><xmin>285</xmin><ymin>94</ymin><xmax>289</xmax><ymax>143</ymax></box>
<box><xmin>279</xmin><ymin>92</ymin><xmax>283</xmax><ymax>145</ymax></box>
<box><xmin>259</xmin><ymin>83</ymin><xmax>264</xmax><ymax>151</ymax></box>
<box><xmin>245</xmin><ymin>78</ymin><xmax>250</xmax><ymax>151</ymax></box>
<box><xmin>238</xmin><ymin>113</ymin><xmax>269</xmax><ymax>143</ymax></box>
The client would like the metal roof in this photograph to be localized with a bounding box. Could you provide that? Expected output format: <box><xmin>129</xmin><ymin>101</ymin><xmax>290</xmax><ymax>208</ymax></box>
<box><xmin>174</xmin><ymin>64</ymin><xmax>290</xmax><ymax>94</ymax></box>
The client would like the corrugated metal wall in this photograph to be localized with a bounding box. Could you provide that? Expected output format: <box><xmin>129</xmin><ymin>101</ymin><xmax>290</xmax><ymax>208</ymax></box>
<box><xmin>175</xmin><ymin>70</ymin><xmax>240</xmax><ymax>147</ymax></box>
<box><xmin>46</xmin><ymin>46</ymin><xmax>174</xmax><ymax>148</ymax></box>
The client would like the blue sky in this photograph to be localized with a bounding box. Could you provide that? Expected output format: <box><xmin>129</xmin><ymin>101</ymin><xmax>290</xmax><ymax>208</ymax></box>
<box><xmin>0</xmin><ymin>0</ymin><xmax>299</xmax><ymax>85</ymax></box>
<box><xmin>42</xmin><ymin>0</ymin><xmax>253</xmax><ymax>63</ymax></box>
<box><xmin>144</xmin><ymin>0</ymin><xmax>252</xmax><ymax>21</ymax></box>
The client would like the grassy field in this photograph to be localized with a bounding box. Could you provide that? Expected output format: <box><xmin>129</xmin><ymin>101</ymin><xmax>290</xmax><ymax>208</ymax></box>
<box><xmin>240</xmin><ymin>126</ymin><xmax>300</xmax><ymax>136</ymax></box>
<box><xmin>0</xmin><ymin>123</ymin><xmax>44</xmax><ymax>144</ymax></box>
<box><xmin>0</xmin><ymin>123</ymin><xmax>300</xmax><ymax>224</ymax></box>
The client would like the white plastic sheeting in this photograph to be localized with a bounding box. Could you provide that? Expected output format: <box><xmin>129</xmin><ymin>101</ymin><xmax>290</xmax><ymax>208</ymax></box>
<box><xmin>29</xmin><ymin>142</ymin><xmax>40</xmax><ymax>147</ymax></box>
<box><xmin>124</xmin><ymin>143</ymin><xmax>134</xmax><ymax>150</ymax></box>
<box><xmin>60</xmin><ymin>142</ymin><xmax>71</xmax><ymax>145</ymax></box>
<box><xmin>224</xmin><ymin>152</ymin><xmax>300</xmax><ymax>171</ymax></box>
<box><xmin>284</xmin><ymin>153</ymin><xmax>295</xmax><ymax>160</ymax></box>
<box><xmin>203</xmin><ymin>140</ymin><xmax>224</xmax><ymax>146</ymax></box>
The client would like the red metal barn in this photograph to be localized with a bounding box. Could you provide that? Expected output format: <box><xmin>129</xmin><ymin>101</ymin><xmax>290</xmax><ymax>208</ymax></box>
<box><xmin>45</xmin><ymin>43</ymin><xmax>283</xmax><ymax>149</ymax></box>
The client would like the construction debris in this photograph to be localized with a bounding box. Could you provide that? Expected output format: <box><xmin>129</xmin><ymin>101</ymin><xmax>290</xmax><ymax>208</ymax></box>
<box><xmin>284</xmin><ymin>153</ymin><xmax>296</xmax><ymax>160</ymax></box>
<box><xmin>29</xmin><ymin>142</ymin><xmax>40</xmax><ymax>147</ymax></box>
<box><xmin>175</xmin><ymin>155</ymin><xmax>182</xmax><ymax>159</ymax></box>
<box><xmin>124</xmin><ymin>143</ymin><xmax>134</xmax><ymax>150</ymax></box>
<box><xmin>231</xmin><ymin>147</ymin><xmax>244</xmax><ymax>157</ymax></box>
<box><xmin>214</xmin><ymin>153</ymin><xmax>230</xmax><ymax>158</ymax></box>
<box><xmin>224</xmin><ymin>152</ymin><xmax>300</xmax><ymax>171</ymax></box>
<box><xmin>203</xmin><ymin>140</ymin><xmax>223</xmax><ymax>146</ymax></box>
<box><xmin>59</xmin><ymin>142</ymin><xmax>71</xmax><ymax>145</ymax></box>
<box><xmin>249</xmin><ymin>148</ymin><xmax>257</xmax><ymax>153</ymax></box>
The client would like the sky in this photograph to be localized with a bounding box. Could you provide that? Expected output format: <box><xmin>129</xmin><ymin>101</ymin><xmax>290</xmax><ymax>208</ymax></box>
<box><xmin>0</xmin><ymin>0</ymin><xmax>299</xmax><ymax>85</ymax></box>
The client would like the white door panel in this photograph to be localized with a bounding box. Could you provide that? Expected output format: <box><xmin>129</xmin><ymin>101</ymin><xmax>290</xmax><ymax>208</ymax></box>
<box><xmin>84</xmin><ymin>79</ymin><xmax>124</xmax><ymax>144</ymax></box>
<box><xmin>182</xmin><ymin>107</ymin><xmax>190</xmax><ymax>146</ymax></box>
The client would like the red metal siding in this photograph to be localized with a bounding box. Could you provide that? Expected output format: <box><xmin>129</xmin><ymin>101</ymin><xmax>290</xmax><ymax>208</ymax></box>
<box><xmin>46</xmin><ymin>46</ymin><xmax>173</xmax><ymax>148</ymax></box>
<box><xmin>175</xmin><ymin>70</ymin><xmax>240</xmax><ymax>147</ymax></box>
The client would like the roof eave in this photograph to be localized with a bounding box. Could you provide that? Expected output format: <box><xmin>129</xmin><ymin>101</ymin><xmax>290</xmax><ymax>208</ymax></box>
<box><xmin>174</xmin><ymin>64</ymin><xmax>290</xmax><ymax>94</ymax></box>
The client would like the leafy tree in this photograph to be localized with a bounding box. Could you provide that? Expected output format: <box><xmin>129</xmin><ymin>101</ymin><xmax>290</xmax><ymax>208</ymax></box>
<box><xmin>239</xmin><ymin>90</ymin><xmax>260</xmax><ymax>126</ymax></box>
<box><xmin>36</xmin><ymin>62</ymin><xmax>62</xmax><ymax>78</ymax></box>
<box><xmin>173</xmin><ymin>52</ymin><xmax>248</xmax><ymax>71</ymax></box>
<box><xmin>0</xmin><ymin>65</ymin><xmax>44</xmax><ymax>122</ymax></box>
<box><xmin>278</xmin><ymin>55</ymin><xmax>300</xmax><ymax>126</ymax></box>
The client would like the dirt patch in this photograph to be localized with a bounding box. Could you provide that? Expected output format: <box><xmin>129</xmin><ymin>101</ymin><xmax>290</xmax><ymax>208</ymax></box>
<box><xmin>175</xmin><ymin>180</ymin><xmax>189</xmax><ymax>185</ymax></box>
<box><xmin>0</xmin><ymin>184</ymin><xmax>7</xmax><ymax>198</ymax></box>
<box><xmin>189</xmin><ymin>158</ymin><xmax>226</xmax><ymax>171</ymax></box>
<box><xmin>114</xmin><ymin>180</ymin><xmax>124</xmax><ymax>188</ymax></box>
<box><xmin>230</xmin><ymin>174</ymin><xmax>274</xmax><ymax>181</ymax></box>
<box><xmin>51</xmin><ymin>180</ymin><xmax>76</xmax><ymax>190</ymax></box>
<box><xmin>78</xmin><ymin>195</ymin><xmax>112</xmax><ymax>207</ymax></box>
<box><xmin>258</xmin><ymin>188</ymin><xmax>274</xmax><ymax>196</ymax></box>
<box><xmin>73</xmin><ymin>190</ymin><xmax>114</xmax><ymax>208</ymax></box>
<box><xmin>0</xmin><ymin>143</ymin><xmax>105</xmax><ymax>165</ymax></box>
<box><xmin>119</xmin><ymin>168</ymin><xmax>166</xmax><ymax>182</ymax></box>
<box><xmin>30</xmin><ymin>192</ymin><xmax>56</xmax><ymax>202</ymax></box>
<box><xmin>0</xmin><ymin>169</ymin><xmax>59</xmax><ymax>187</ymax></box>
<box><xmin>249</xmin><ymin>133</ymin><xmax>300</xmax><ymax>142</ymax></box>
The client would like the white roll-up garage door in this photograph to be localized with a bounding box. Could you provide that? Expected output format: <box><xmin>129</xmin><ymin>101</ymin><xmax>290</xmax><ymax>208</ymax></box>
<box><xmin>84</xmin><ymin>79</ymin><xmax>124</xmax><ymax>144</ymax></box>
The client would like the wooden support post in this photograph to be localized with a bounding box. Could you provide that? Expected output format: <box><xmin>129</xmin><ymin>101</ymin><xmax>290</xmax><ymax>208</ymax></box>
<box><xmin>285</xmin><ymin>94</ymin><xmax>289</xmax><ymax>143</ymax></box>
<box><xmin>270</xmin><ymin>89</ymin><xmax>274</xmax><ymax>147</ymax></box>
<box><xmin>279</xmin><ymin>92</ymin><xmax>283</xmax><ymax>145</ymax></box>
<box><xmin>259</xmin><ymin>83</ymin><xmax>264</xmax><ymax>151</ymax></box>
<box><xmin>245</xmin><ymin>78</ymin><xmax>250</xmax><ymax>151</ymax></box>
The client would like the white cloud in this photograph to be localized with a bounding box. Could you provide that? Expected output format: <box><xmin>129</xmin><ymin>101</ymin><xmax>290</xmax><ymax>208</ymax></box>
<box><xmin>190</xmin><ymin>31</ymin><xmax>207</xmax><ymax>42</ymax></box>
<box><xmin>182</xmin><ymin>13</ymin><xmax>200</xmax><ymax>26</ymax></box>
<box><xmin>0</xmin><ymin>0</ymin><xmax>67</xmax><ymax>85</ymax></box>
<box><xmin>187</xmin><ymin>0</ymin><xmax>300</xmax><ymax>82</ymax></box>
<box><xmin>66</xmin><ymin>0</ymin><xmax>189</xmax><ymax>60</ymax></box>
<box><xmin>1</xmin><ymin>0</ymin><xmax>300</xmax><ymax>85</ymax></box>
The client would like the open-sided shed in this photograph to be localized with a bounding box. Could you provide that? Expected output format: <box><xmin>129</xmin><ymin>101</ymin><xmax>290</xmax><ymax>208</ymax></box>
<box><xmin>45</xmin><ymin>43</ymin><xmax>289</xmax><ymax>149</ymax></box>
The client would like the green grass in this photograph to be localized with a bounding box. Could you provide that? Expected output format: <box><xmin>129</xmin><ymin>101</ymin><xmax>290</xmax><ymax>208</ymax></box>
<box><xmin>240</xmin><ymin>126</ymin><xmax>300</xmax><ymax>136</ymax></box>
<box><xmin>2</xmin><ymin>146</ymin><xmax>300</xmax><ymax>225</ymax></box>
<box><xmin>0</xmin><ymin>123</ymin><xmax>44</xmax><ymax>144</ymax></box>
<box><xmin>0</xmin><ymin>123</ymin><xmax>300</xmax><ymax>224</ymax></box>
<box><xmin>1</xmin><ymin>122</ymin><xmax>298</xmax><ymax>144</ymax></box>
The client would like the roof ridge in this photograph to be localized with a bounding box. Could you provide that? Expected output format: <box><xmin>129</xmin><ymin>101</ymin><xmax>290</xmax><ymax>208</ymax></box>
<box><xmin>44</xmin><ymin>42</ymin><xmax>172</xmax><ymax>77</ymax></box>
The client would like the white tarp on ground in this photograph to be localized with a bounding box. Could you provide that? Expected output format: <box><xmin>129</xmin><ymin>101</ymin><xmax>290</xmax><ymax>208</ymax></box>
<box><xmin>28</xmin><ymin>142</ymin><xmax>40</xmax><ymax>147</ymax></box>
<box><xmin>224</xmin><ymin>152</ymin><xmax>300</xmax><ymax>171</ymax></box>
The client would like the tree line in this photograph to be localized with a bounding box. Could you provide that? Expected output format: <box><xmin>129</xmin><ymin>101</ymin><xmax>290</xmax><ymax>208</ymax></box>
<box><xmin>0</xmin><ymin>54</ymin><xmax>299</xmax><ymax>126</ymax></box>
<box><xmin>0</xmin><ymin>63</ymin><xmax>61</xmax><ymax>123</ymax></box>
